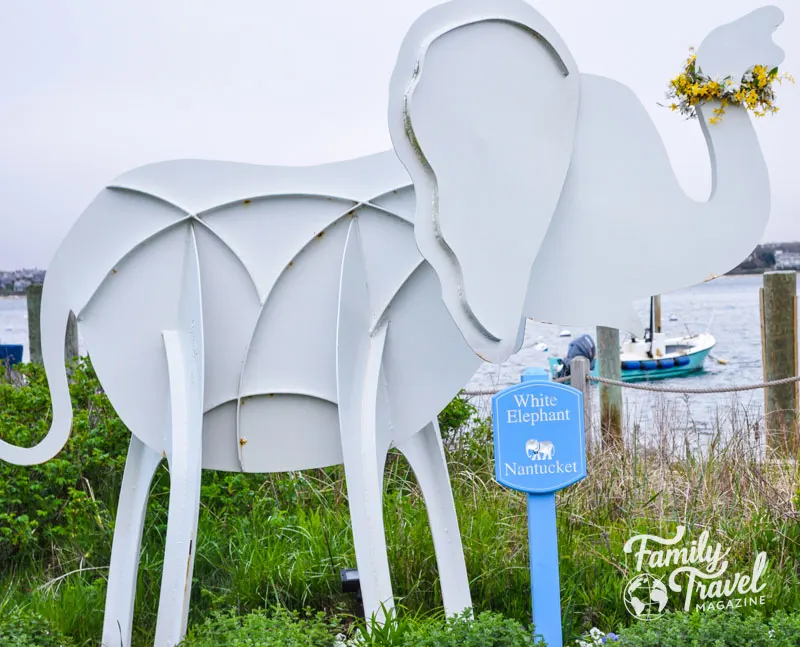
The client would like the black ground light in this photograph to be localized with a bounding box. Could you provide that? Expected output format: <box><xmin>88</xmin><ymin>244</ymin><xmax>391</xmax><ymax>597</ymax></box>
<box><xmin>340</xmin><ymin>568</ymin><xmax>365</xmax><ymax>620</ymax></box>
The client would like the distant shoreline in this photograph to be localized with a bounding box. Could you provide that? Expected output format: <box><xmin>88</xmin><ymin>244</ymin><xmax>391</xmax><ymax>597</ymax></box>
<box><xmin>725</xmin><ymin>268</ymin><xmax>800</xmax><ymax>276</ymax></box>
<box><xmin>0</xmin><ymin>269</ymin><xmax>795</xmax><ymax>299</ymax></box>
<box><xmin>725</xmin><ymin>268</ymin><xmax>768</xmax><ymax>276</ymax></box>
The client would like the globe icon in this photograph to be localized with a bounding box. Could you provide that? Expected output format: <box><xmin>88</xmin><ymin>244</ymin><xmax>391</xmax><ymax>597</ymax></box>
<box><xmin>623</xmin><ymin>573</ymin><xmax>669</xmax><ymax>620</ymax></box>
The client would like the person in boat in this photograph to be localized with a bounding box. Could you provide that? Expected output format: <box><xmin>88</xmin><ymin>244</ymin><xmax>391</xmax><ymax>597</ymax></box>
<box><xmin>553</xmin><ymin>333</ymin><xmax>596</xmax><ymax>379</ymax></box>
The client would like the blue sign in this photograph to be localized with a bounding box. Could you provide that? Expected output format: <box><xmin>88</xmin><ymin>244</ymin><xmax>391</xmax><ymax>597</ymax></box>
<box><xmin>491</xmin><ymin>368</ymin><xmax>587</xmax><ymax>647</ymax></box>
<box><xmin>492</xmin><ymin>377</ymin><xmax>586</xmax><ymax>494</ymax></box>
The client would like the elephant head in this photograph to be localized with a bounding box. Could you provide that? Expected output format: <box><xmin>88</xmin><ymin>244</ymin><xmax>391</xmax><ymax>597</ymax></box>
<box><xmin>390</xmin><ymin>0</ymin><xmax>784</xmax><ymax>350</ymax></box>
<box><xmin>389</xmin><ymin>0</ymin><xmax>580</xmax><ymax>363</ymax></box>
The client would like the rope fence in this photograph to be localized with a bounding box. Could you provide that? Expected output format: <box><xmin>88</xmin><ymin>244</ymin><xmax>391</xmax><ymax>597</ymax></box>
<box><xmin>463</xmin><ymin>372</ymin><xmax>800</xmax><ymax>397</ymax></box>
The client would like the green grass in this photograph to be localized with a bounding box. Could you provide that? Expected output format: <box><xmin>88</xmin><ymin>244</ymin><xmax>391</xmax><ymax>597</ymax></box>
<box><xmin>1</xmin><ymin>360</ymin><xmax>798</xmax><ymax>645</ymax></box>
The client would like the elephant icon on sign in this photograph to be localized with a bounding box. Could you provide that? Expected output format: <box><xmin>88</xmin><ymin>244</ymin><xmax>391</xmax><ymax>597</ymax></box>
<box><xmin>526</xmin><ymin>439</ymin><xmax>555</xmax><ymax>460</ymax></box>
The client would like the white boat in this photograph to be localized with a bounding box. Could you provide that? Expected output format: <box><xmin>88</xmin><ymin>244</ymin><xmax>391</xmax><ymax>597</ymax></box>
<box><xmin>548</xmin><ymin>297</ymin><xmax>716</xmax><ymax>382</ymax></box>
<box><xmin>549</xmin><ymin>331</ymin><xmax>715</xmax><ymax>382</ymax></box>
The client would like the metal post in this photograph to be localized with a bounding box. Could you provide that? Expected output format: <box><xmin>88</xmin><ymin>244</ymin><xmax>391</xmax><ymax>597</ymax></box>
<box><xmin>596</xmin><ymin>326</ymin><xmax>622</xmax><ymax>446</ymax></box>
<box><xmin>760</xmin><ymin>271</ymin><xmax>798</xmax><ymax>456</ymax></box>
<box><xmin>653</xmin><ymin>295</ymin><xmax>662</xmax><ymax>333</ymax></box>
<box><xmin>520</xmin><ymin>367</ymin><xmax>562</xmax><ymax>647</ymax></box>
<box><xmin>526</xmin><ymin>492</ymin><xmax>560</xmax><ymax>645</ymax></box>
<box><xmin>570</xmin><ymin>356</ymin><xmax>592</xmax><ymax>449</ymax></box>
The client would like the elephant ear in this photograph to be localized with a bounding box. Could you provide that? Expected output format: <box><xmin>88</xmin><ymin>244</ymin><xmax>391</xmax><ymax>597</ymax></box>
<box><xmin>389</xmin><ymin>0</ymin><xmax>580</xmax><ymax>363</ymax></box>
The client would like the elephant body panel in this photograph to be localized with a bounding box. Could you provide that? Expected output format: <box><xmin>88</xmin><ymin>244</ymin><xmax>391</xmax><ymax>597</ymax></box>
<box><xmin>75</xmin><ymin>160</ymin><xmax>478</xmax><ymax>473</ymax></box>
<box><xmin>80</xmin><ymin>223</ymin><xmax>191</xmax><ymax>454</ymax></box>
<box><xmin>109</xmin><ymin>152</ymin><xmax>414</xmax><ymax>218</ymax></box>
<box><xmin>203</xmin><ymin>395</ymin><xmax>343</xmax><ymax>473</ymax></box>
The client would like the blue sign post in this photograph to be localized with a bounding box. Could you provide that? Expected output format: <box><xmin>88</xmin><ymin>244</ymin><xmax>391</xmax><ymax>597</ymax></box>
<box><xmin>492</xmin><ymin>367</ymin><xmax>586</xmax><ymax>647</ymax></box>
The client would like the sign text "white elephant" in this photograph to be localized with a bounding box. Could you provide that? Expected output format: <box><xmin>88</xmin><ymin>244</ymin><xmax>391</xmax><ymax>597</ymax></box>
<box><xmin>507</xmin><ymin>409</ymin><xmax>571</xmax><ymax>426</ymax></box>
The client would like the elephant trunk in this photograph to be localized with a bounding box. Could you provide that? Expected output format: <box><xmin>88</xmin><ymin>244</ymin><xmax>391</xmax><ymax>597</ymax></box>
<box><xmin>687</xmin><ymin>101</ymin><xmax>770</xmax><ymax>281</ymax></box>
<box><xmin>0</xmin><ymin>273</ymin><xmax>74</xmax><ymax>466</ymax></box>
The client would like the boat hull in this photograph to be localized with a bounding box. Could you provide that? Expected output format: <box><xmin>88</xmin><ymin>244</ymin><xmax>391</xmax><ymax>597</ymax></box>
<box><xmin>547</xmin><ymin>334</ymin><xmax>714</xmax><ymax>383</ymax></box>
<box><xmin>600</xmin><ymin>346</ymin><xmax>711</xmax><ymax>382</ymax></box>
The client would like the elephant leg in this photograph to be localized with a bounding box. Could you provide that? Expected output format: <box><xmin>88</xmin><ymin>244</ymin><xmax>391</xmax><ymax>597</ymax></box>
<box><xmin>153</xmin><ymin>330</ymin><xmax>204</xmax><ymax>647</ymax></box>
<box><xmin>336</xmin><ymin>218</ymin><xmax>395</xmax><ymax>625</ymax></box>
<box><xmin>395</xmin><ymin>420</ymin><xmax>472</xmax><ymax>617</ymax></box>
<box><xmin>338</xmin><ymin>323</ymin><xmax>395</xmax><ymax>625</ymax></box>
<box><xmin>102</xmin><ymin>434</ymin><xmax>163</xmax><ymax>647</ymax></box>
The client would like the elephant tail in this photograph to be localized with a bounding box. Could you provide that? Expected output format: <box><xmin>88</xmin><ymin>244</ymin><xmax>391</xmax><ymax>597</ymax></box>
<box><xmin>0</xmin><ymin>275</ymin><xmax>74</xmax><ymax>466</ymax></box>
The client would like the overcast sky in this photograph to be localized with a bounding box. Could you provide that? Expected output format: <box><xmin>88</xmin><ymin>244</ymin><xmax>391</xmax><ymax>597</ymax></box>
<box><xmin>1</xmin><ymin>0</ymin><xmax>798</xmax><ymax>270</ymax></box>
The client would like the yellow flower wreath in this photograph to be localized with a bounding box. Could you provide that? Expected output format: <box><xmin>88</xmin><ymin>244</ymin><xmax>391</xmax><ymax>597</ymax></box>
<box><xmin>666</xmin><ymin>49</ymin><xmax>794</xmax><ymax>124</ymax></box>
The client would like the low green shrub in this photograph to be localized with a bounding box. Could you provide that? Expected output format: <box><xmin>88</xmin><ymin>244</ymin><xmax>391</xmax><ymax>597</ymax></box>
<box><xmin>179</xmin><ymin>607</ymin><xmax>541</xmax><ymax>647</ymax></box>
<box><xmin>0</xmin><ymin>360</ymin><xmax>130</xmax><ymax>565</ymax></box>
<box><xmin>395</xmin><ymin>609</ymin><xmax>542</xmax><ymax>647</ymax></box>
<box><xmin>611</xmin><ymin>610</ymin><xmax>800</xmax><ymax>646</ymax></box>
<box><xmin>178</xmin><ymin>607</ymin><xmax>339</xmax><ymax>647</ymax></box>
<box><xmin>0</xmin><ymin>607</ymin><xmax>76</xmax><ymax>647</ymax></box>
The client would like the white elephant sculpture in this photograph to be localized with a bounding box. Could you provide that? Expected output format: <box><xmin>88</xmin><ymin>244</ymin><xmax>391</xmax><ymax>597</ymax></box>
<box><xmin>0</xmin><ymin>1</ymin><xmax>783</xmax><ymax>646</ymax></box>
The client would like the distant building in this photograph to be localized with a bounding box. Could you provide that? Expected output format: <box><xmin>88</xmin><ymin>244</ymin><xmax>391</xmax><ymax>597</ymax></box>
<box><xmin>0</xmin><ymin>268</ymin><xmax>45</xmax><ymax>291</ymax></box>
<box><xmin>774</xmin><ymin>250</ymin><xmax>800</xmax><ymax>271</ymax></box>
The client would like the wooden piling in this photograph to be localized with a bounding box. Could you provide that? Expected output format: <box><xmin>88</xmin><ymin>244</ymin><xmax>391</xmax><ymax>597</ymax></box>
<box><xmin>569</xmin><ymin>356</ymin><xmax>593</xmax><ymax>449</ymax></box>
<box><xmin>65</xmin><ymin>312</ymin><xmax>79</xmax><ymax>364</ymax></box>
<box><xmin>760</xmin><ymin>271</ymin><xmax>798</xmax><ymax>456</ymax></box>
<box><xmin>26</xmin><ymin>283</ymin><xmax>79</xmax><ymax>366</ymax></box>
<box><xmin>597</xmin><ymin>326</ymin><xmax>623</xmax><ymax>446</ymax></box>
<box><xmin>26</xmin><ymin>284</ymin><xmax>43</xmax><ymax>364</ymax></box>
